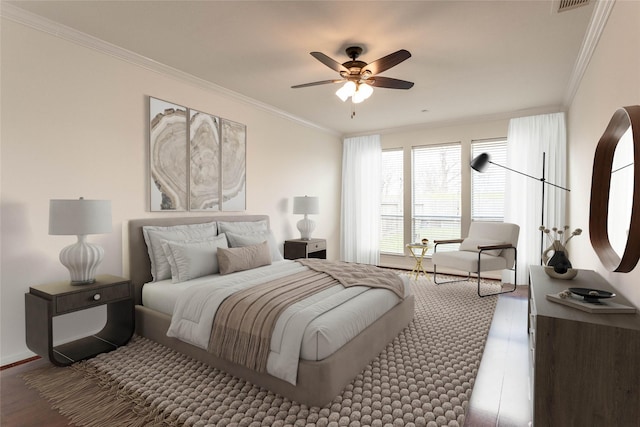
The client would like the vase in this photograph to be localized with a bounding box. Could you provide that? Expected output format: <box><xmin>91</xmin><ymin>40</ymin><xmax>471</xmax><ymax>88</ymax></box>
<box><xmin>542</xmin><ymin>240</ymin><xmax>569</xmax><ymax>265</ymax></box>
<box><xmin>548</xmin><ymin>250</ymin><xmax>572</xmax><ymax>274</ymax></box>
<box><xmin>543</xmin><ymin>240</ymin><xmax>576</xmax><ymax>279</ymax></box>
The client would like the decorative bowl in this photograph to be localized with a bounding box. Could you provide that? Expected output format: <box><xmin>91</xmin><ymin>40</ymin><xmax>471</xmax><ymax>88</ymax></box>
<box><xmin>543</xmin><ymin>266</ymin><xmax>578</xmax><ymax>280</ymax></box>
<box><xmin>569</xmin><ymin>287</ymin><xmax>615</xmax><ymax>303</ymax></box>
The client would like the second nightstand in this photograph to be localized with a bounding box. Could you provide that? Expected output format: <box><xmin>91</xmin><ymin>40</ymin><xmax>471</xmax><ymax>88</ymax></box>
<box><xmin>284</xmin><ymin>238</ymin><xmax>327</xmax><ymax>260</ymax></box>
<box><xmin>25</xmin><ymin>274</ymin><xmax>134</xmax><ymax>366</ymax></box>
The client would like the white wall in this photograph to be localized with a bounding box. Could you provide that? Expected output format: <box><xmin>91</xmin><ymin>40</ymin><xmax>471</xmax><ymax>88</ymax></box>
<box><xmin>568</xmin><ymin>0</ymin><xmax>640</xmax><ymax>308</ymax></box>
<box><xmin>0</xmin><ymin>19</ymin><xmax>342</xmax><ymax>365</ymax></box>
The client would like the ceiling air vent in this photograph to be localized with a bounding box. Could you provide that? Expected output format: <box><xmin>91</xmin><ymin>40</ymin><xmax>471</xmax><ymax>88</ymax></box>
<box><xmin>556</xmin><ymin>0</ymin><xmax>590</xmax><ymax>13</ymax></box>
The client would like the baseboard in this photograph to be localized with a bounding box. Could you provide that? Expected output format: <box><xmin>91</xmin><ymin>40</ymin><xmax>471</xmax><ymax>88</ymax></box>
<box><xmin>1</xmin><ymin>354</ymin><xmax>40</xmax><ymax>370</ymax></box>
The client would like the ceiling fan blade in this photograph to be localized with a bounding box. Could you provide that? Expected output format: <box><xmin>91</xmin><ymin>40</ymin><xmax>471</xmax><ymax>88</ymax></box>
<box><xmin>363</xmin><ymin>49</ymin><xmax>411</xmax><ymax>75</ymax></box>
<box><xmin>291</xmin><ymin>79</ymin><xmax>345</xmax><ymax>89</ymax></box>
<box><xmin>368</xmin><ymin>76</ymin><xmax>414</xmax><ymax>89</ymax></box>
<box><xmin>310</xmin><ymin>52</ymin><xmax>349</xmax><ymax>73</ymax></box>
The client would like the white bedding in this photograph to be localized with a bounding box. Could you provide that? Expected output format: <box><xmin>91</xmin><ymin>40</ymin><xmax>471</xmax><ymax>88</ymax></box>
<box><xmin>142</xmin><ymin>260</ymin><xmax>411</xmax><ymax>384</ymax></box>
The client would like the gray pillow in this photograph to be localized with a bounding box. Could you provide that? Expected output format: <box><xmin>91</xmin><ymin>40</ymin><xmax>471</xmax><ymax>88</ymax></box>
<box><xmin>143</xmin><ymin>222</ymin><xmax>218</xmax><ymax>281</ymax></box>
<box><xmin>225</xmin><ymin>230</ymin><xmax>284</xmax><ymax>261</ymax></box>
<box><xmin>217</xmin><ymin>220</ymin><xmax>268</xmax><ymax>235</ymax></box>
<box><xmin>217</xmin><ymin>241</ymin><xmax>272</xmax><ymax>275</ymax></box>
<box><xmin>161</xmin><ymin>234</ymin><xmax>228</xmax><ymax>283</ymax></box>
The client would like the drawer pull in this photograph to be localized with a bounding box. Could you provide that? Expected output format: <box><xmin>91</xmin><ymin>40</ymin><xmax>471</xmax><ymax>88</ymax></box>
<box><xmin>93</xmin><ymin>294</ymin><xmax>101</xmax><ymax>301</ymax></box>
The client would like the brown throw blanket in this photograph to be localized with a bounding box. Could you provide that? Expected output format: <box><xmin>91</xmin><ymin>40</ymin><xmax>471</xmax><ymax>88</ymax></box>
<box><xmin>297</xmin><ymin>259</ymin><xmax>406</xmax><ymax>299</ymax></box>
<box><xmin>209</xmin><ymin>260</ymin><xmax>406</xmax><ymax>372</ymax></box>
<box><xmin>209</xmin><ymin>270</ymin><xmax>338</xmax><ymax>371</ymax></box>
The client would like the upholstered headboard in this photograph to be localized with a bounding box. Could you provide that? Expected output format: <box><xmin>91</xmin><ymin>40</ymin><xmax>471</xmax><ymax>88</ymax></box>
<box><xmin>127</xmin><ymin>215</ymin><xmax>270</xmax><ymax>304</ymax></box>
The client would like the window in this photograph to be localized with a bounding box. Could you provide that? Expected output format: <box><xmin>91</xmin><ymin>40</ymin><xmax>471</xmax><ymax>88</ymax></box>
<box><xmin>471</xmin><ymin>139</ymin><xmax>507</xmax><ymax>222</ymax></box>
<box><xmin>412</xmin><ymin>144</ymin><xmax>461</xmax><ymax>243</ymax></box>
<box><xmin>380</xmin><ymin>149</ymin><xmax>404</xmax><ymax>254</ymax></box>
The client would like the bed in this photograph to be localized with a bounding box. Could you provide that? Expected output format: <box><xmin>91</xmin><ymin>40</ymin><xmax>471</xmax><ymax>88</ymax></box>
<box><xmin>128</xmin><ymin>215</ymin><xmax>415</xmax><ymax>407</ymax></box>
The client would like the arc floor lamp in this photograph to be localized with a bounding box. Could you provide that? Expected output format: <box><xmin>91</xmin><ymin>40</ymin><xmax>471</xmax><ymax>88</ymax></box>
<box><xmin>470</xmin><ymin>152</ymin><xmax>570</xmax><ymax>258</ymax></box>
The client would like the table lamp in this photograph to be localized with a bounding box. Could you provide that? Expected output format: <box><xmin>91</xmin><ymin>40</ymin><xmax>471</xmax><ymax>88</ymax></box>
<box><xmin>293</xmin><ymin>196</ymin><xmax>319</xmax><ymax>240</ymax></box>
<box><xmin>49</xmin><ymin>197</ymin><xmax>112</xmax><ymax>284</ymax></box>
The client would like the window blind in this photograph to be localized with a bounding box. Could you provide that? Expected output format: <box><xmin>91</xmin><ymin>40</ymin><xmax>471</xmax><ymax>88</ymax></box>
<box><xmin>471</xmin><ymin>139</ymin><xmax>507</xmax><ymax>222</ymax></box>
<box><xmin>380</xmin><ymin>149</ymin><xmax>404</xmax><ymax>254</ymax></box>
<box><xmin>412</xmin><ymin>144</ymin><xmax>461</xmax><ymax>243</ymax></box>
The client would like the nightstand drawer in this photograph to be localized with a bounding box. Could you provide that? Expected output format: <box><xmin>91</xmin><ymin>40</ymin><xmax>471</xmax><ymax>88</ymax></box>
<box><xmin>308</xmin><ymin>240</ymin><xmax>326</xmax><ymax>251</ymax></box>
<box><xmin>55</xmin><ymin>282</ymin><xmax>130</xmax><ymax>314</ymax></box>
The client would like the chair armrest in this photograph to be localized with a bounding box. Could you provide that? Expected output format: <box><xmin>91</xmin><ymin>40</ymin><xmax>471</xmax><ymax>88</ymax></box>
<box><xmin>433</xmin><ymin>238</ymin><xmax>464</xmax><ymax>254</ymax></box>
<box><xmin>477</xmin><ymin>243</ymin><xmax>514</xmax><ymax>251</ymax></box>
<box><xmin>433</xmin><ymin>238</ymin><xmax>464</xmax><ymax>245</ymax></box>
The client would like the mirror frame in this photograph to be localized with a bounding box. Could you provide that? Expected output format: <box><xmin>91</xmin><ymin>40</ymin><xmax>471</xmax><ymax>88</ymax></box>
<box><xmin>589</xmin><ymin>105</ymin><xmax>640</xmax><ymax>272</ymax></box>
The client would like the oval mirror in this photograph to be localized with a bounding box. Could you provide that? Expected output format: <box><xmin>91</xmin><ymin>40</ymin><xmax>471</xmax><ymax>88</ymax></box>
<box><xmin>589</xmin><ymin>105</ymin><xmax>640</xmax><ymax>272</ymax></box>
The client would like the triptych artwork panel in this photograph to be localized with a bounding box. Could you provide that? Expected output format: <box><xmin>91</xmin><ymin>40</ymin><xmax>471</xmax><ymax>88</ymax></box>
<box><xmin>149</xmin><ymin>97</ymin><xmax>246</xmax><ymax>212</ymax></box>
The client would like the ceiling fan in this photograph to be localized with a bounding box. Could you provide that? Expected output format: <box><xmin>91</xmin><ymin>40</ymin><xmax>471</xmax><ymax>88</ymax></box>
<box><xmin>291</xmin><ymin>46</ymin><xmax>414</xmax><ymax>104</ymax></box>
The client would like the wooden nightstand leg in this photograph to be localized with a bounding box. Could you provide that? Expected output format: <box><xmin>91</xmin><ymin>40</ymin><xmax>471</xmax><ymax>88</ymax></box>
<box><xmin>96</xmin><ymin>299</ymin><xmax>134</xmax><ymax>347</ymax></box>
<box><xmin>25</xmin><ymin>294</ymin><xmax>56</xmax><ymax>364</ymax></box>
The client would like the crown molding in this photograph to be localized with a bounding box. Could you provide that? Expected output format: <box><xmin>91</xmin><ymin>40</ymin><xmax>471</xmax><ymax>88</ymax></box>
<box><xmin>563</xmin><ymin>0</ymin><xmax>616</xmax><ymax>107</ymax></box>
<box><xmin>0</xmin><ymin>3</ymin><xmax>339</xmax><ymax>137</ymax></box>
<box><xmin>345</xmin><ymin>105</ymin><xmax>565</xmax><ymax>138</ymax></box>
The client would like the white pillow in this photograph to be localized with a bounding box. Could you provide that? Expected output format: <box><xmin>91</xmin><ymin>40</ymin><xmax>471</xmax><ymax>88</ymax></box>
<box><xmin>225</xmin><ymin>230</ymin><xmax>284</xmax><ymax>262</ymax></box>
<box><xmin>217</xmin><ymin>241</ymin><xmax>272</xmax><ymax>275</ymax></box>
<box><xmin>217</xmin><ymin>220</ymin><xmax>268</xmax><ymax>235</ymax></box>
<box><xmin>161</xmin><ymin>234</ymin><xmax>228</xmax><ymax>283</ymax></box>
<box><xmin>459</xmin><ymin>238</ymin><xmax>505</xmax><ymax>257</ymax></box>
<box><xmin>143</xmin><ymin>222</ymin><xmax>218</xmax><ymax>281</ymax></box>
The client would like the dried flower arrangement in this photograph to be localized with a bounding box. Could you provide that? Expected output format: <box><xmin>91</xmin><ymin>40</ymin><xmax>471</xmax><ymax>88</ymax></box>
<box><xmin>539</xmin><ymin>226</ymin><xmax>582</xmax><ymax>278</ymax></box>
<box><xmin>539</xmin><ymin>225</ymin><xmax>583</xmax><ymax>248</ymax></box>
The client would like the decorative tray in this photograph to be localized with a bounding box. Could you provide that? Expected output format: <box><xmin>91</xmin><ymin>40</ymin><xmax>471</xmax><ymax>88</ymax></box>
<box><xmin>546</xmin><ymin>290</ymin><xmax>636</xmax><ymax>314</ymax></box>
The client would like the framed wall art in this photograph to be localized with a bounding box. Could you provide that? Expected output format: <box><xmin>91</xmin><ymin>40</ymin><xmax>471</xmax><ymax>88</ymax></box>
<box><xmin>190</xmin><ymin>110</ymin><xmax>221</xmax><ymax>211</ymax></box>
<box><xmin>149</xmin><ymin>96</ymin><xmax>246</xmax><ymax>212</ymax></box>
<box><xmin>149</xmin><ymin>97</ymin><xmax>188</xmax><ymax>212</ymax></box>
<box><xmin>221</xmin><ymin>118</ymin><xmax>247</xmax><ymax>211</ymax></box>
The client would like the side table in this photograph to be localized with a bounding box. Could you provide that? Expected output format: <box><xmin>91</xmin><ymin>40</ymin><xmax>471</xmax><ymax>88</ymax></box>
<box><xmin>25</xmin><ymin>274</ymin><xmax>134</xmax><ymax>366</ymax></box>
<box><xmin>284</xmin><ymin>238</ymin><xmax>327</xmax><ymax>260</ymax></box>
<box><xmin>406</xmin><ymin>242</ymin><xmax>430</xmax><ymax>279</ymax></box>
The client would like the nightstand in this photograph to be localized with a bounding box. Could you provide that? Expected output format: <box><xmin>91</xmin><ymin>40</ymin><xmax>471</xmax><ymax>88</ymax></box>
<box><xmin>25</xmin><ymin>274</ymin><xmax>134</xmax><ymax>366</ymax></box>
<box><xmin>284</xmin><ymin>238</ymin><xmax>327</xmax><ymax>260</ymax></box>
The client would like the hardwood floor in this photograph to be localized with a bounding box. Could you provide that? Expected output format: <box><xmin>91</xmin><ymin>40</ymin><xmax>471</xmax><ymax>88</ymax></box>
<box><xmin>466</xmin><ymin>286</ymin><xmax>532</xmax><ymax>427</ymax></box>
<box><xmin>0</xmin><ymin>358</ymin><xmax>72</xmax><ymax>426</ymax></box>
<box><xmin>1</xmin><ymin>287</ymin><xmax>531</xmax><ymax>427</ymax></box>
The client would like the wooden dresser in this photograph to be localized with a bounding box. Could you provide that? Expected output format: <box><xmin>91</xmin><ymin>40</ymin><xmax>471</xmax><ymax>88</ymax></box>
<box><xmin>528</xmin><ymin>266</ymin><xmax>640</xmax><ymax>426</ymax></box>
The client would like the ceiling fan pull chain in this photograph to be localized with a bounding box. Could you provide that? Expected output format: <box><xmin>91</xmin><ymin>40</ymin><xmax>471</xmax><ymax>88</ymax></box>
<box><xmin>351</xmin><ymin>103</ymin><xmax>356</xmax><ymax>119</ymax></box>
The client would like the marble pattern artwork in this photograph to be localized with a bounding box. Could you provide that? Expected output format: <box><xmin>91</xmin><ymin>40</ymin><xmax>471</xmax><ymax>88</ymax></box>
<box><xmin>221</xmin><ymin>119</ymin><xmax>246</xmax><ymax>211</ymax></box>
<box><xmin>149</xmin><ymin>98</ymin><xmax>188</xmax><ymax>211</ymax></box>
<box><xmin>149</xmin><ymin>97</ymin><xmax>246</xmax><ymax>212</ymax></box>
<box><xmin>190</xmin><ymin>110</ymin><xmax>220</xmax><ymax>211</ymax></box>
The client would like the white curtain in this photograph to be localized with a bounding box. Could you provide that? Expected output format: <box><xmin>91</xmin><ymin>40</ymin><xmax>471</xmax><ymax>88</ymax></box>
<box><xmin>341</xmin><ymin>135</ymin><xmax>381</xmax><ymax>265</ymax></box>
<box><xmin>504</xmin><ymin>112</ymin><xmax>567</xmax><ymax>284</ymax></box>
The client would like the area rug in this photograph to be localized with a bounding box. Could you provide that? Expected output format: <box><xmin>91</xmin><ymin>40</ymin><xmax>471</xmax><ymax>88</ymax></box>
<box><xmin>23</xmin><ymin>274</ymin><xmax>500</xmax><ymax>427</ymax></box>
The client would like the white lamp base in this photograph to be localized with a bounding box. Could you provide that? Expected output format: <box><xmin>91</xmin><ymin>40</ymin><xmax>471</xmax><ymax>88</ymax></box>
<box><xmin>297</xmin><ymin>216</ymin><xmax>316</xmax><ymax>240</ymax></box>
<box><xmin>59</xmin><ymin>235</ymin><xmax>104</xmax><ymax>284</ymax></box>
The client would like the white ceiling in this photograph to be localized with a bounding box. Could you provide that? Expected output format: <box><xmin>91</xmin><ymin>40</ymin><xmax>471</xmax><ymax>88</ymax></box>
<box><xmin>5</xmin><ymin>1</ymin><xmax>597</xmax><ymax>135</ymax></box>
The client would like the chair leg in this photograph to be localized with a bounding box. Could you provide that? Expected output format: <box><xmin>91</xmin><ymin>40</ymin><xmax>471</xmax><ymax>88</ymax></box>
<box><xmin>477</xmin><ymin>253</ymin><xmax>518</xmax><ymax>297</ymax></box>
<box><xmin>477</xmin><ymin>274</ymin><xmax>517</xmax><ymax>297</ymax></box>
<box><xmin>433</xmin><ymin>265</ymin><xmax>472</xmax><ymax>285</ymax></box>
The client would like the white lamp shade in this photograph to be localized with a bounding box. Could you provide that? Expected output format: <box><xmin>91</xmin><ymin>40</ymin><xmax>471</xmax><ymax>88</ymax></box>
<box><xmin>352</xmin><ymin>83</ymin><xmax>374</xmax><ymax>104</ymax></box>
<box><xmin>293</xmin><ymin>196</ymin><xmax>319</xmax><ymax>215</ymax></box>
<box><xmin>336</xmin><ymin>81</ymin><xmax>356</xmax><ymax>102</ymax></box>
<box><xmin>49</xmin><ymin>199</ymin><xmax>112</xmax><ymax>235</ymax></box>
<box><xmin>49</xmin><ymin>198</ymin><xmax>112</xmax><ymax>284</ymax></box>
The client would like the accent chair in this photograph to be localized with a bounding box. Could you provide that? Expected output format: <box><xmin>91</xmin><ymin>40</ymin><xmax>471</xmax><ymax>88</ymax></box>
<box><xmin>432</xmin><ymin>221</ymin><xmax>519</xmax><ymax>297</ymax></box>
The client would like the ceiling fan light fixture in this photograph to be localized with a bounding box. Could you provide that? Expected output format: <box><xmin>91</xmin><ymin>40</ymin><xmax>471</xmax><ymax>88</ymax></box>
<box><xmin>336</xmin><ymin>81</ymin><xmax>356</xmax><ymax>102</ymax></box>
<box><xmin>352</xmin><ymin>83</ymin><xmax>373</xmax><ymax>104</ymax></box>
